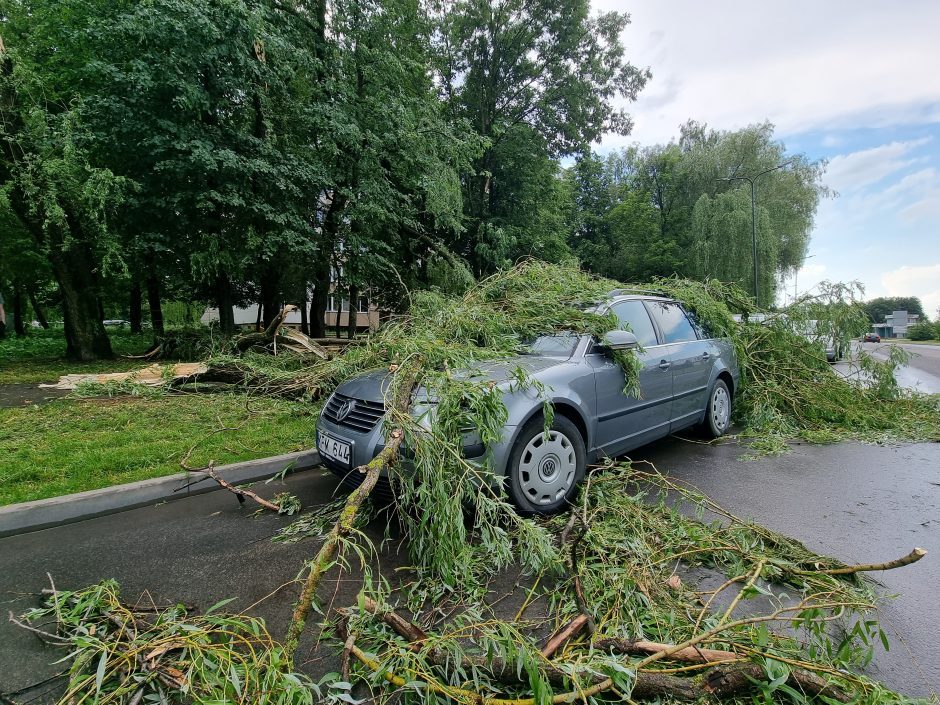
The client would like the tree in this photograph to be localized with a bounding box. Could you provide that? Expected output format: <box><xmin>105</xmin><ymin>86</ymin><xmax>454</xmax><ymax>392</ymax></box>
<box><xmin>863</xmin><ymin>296</ymin><xmax>926</xmax><ymax>323</ymax></box>
<box><xmin>1</xmin><ymin>6</ymin><xmax>122</xmax><ymax>359</ymax></box>
<box><xmin>434</xmin><ymin>0</ymin><xmax>649</xmax><ymax>275</ymax></box>
<box><xmin>567</xmin><ymin>123</ymin><xmax>827</xmax><ymax>302</ymax></box>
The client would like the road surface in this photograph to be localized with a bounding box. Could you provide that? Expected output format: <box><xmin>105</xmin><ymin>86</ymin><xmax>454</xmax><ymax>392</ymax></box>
<box><xmin>837</xmin><ymin>341</ymin><xmax>940</xmax><ymax>394</ymax></box>
<box><xmin>1</xmin><ymin>441</ymin><xmax>938</xmax><ymax>700</ymax></box>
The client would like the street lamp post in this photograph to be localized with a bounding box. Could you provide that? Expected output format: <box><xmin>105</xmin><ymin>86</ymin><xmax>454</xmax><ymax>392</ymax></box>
<box><xmin>721</xmin><ymin>161</ymin><xmax>792</xmax><ymax>308</ymax></box>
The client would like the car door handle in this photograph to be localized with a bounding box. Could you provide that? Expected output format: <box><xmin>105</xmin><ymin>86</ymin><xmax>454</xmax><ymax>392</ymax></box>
<box><xmin>701</xmin><ymin>351</ymin><xmax>710</xmax><ymax>360</ymax></box>
<box><xmin>658</xmin><ymin>359</ymin><xmax>671</xmax><ymax>370</ymax></box>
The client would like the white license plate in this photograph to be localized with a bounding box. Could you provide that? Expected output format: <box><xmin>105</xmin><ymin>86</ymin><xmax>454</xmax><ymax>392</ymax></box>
<box><xmin>318</xmin><ymin>431</ymin><xmax>351</xmax><ymax>466</ymax></box>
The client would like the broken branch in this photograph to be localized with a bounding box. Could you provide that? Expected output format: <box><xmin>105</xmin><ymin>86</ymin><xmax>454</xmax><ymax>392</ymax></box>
<box><xmin>802</xmin><ymin>547</ymin><xmax>927</xmax><ymax>575</ymax></box>
<box><xmin>206</xmin><ymin>463</ymin><xmax>280</xmax><ymax>513</ymax></box>
<box><xmin>540</xmin><ymin>614</ymin><xmax>588</xmax><ymax>658</ymax></box>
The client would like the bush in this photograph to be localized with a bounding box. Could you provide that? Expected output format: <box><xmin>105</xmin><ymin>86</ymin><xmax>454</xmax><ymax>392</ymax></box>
<box><xmin>907</xmin><ymin>320</ymin><xmax>939</xmax><ymax>340</ymax></box>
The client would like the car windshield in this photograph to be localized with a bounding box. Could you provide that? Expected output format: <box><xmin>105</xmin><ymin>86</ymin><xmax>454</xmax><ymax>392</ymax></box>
<box><xmin>520</xmin><ymin>332</ymin><xmax>581</xmax><ymax>357</ymax></box>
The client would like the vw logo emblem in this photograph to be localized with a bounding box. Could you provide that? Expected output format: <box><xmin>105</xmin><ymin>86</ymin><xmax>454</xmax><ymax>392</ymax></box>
<box><xmin>335</xmin><ymin>399</ymin><xmax>356</xmax><ymax>422</ymax></box>
<box><xmin>542</xmin><ymin>459</ymin><xmax>556</xmax><ymax>474</ymax></box>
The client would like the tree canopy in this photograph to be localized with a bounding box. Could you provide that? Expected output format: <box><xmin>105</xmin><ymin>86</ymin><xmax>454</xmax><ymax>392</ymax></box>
<box><xmin>2</xmin><ymin>0</ymin><xmax>831</xmax><ymax>358</ymax></box>
<box><xmin>863</xmin><ymin>296</ymin><xmax>926</xmax><ymax>323</ymax></box>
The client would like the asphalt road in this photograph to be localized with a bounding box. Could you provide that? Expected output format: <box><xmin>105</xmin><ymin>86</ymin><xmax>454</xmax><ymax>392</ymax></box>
<box><xmin>861</xmin><ymin>341</ymin><xmax>940</xmax><ymax>394</ymax></box>
<box><xmin>2</xmin><ymin>440</ymin><xmax>939</xmax><ymax>699</ymax></box>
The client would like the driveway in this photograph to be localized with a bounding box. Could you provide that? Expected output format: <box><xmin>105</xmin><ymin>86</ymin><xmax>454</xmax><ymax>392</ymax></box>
<box><xmin>1</xmin><ymin>441</ymin><xmax>938</xmax><ymax>699</ymax></box>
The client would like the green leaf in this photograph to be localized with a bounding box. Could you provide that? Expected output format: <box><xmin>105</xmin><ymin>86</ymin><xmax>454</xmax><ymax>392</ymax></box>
<box><xmin>94</xmin><ymin>650</ymin><xmax>108</xmax><ymax>693</ymax></box>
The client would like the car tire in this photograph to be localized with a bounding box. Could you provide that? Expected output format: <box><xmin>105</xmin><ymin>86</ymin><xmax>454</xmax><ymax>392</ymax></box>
<box><xmin>700</xmin><ymin>379</ymin><xmax>731</xmax><ymax>439</ymax></box>
<box><xmin>506</xmin><ymin>413</ymin><xmax>586</xmax><ymax>516</ymax></box>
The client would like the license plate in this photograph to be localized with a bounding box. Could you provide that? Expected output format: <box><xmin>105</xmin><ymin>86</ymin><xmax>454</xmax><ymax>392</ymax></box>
<box><xmin>318</xmin><ymin>431</ymin><xmax>351</xmax><ymax>467</ymax></box>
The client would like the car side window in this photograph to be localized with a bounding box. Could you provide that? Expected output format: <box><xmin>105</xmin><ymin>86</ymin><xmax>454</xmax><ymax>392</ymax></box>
<box><xmin>646</xmin><ymin>301</ymin><xmax>698</xmax><ymax>343</ymax></box>
<box><xmin>610</xmin><ymin>300</ymin><xmax>659</xmax><ymax>347</ymax></box>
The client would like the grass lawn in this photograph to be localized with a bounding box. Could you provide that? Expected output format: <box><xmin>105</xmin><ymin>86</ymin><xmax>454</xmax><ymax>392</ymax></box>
<box><xmin>0</xmin><ymin>393</ymin><xmax>317</xmax><ymax>506</ymax></box>
<box><xmin>0</xmin><ymin>328</ymin><xmax>161</xmax><ymax>384</ymax></box>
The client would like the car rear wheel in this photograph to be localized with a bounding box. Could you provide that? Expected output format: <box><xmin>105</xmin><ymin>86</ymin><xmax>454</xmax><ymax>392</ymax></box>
<box><xmin>700</xmin><ymin>379</ymin><xmax>731</xmax><ymax>439</ymax></box>
<box><xmin>506</xmin><ymin>414</ymin><xmax>585</xmax><ymax>515</ymax></box>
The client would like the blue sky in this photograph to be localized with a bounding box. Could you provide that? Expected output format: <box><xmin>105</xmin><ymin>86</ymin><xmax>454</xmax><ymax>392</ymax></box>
<box><xmin>591</xmin><ymin>0</ymin><xmax>940</xmax><ymax>316</ymax></box>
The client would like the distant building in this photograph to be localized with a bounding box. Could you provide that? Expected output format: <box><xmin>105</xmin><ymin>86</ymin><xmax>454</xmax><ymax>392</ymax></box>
<box><xmin>201</xmin><ymin>296</ymin><xmax>380</xmax><ymax>332</ymax></box>
<box><xmin>872</xmin><ymin>310</ymin><xmax>920</xmax><ymax>339</ymax></box>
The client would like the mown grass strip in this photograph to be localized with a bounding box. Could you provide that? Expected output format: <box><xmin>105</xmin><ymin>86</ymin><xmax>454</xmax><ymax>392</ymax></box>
<box><xmin>0</xmin><ymin>393</ymin><xmax>315</xmax><ymax>505</ymax></box>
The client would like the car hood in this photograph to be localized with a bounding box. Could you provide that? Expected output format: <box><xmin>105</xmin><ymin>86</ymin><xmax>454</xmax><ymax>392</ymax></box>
<box><xmin>333</xmin><ymin>354</ymin><xmax>569</xmax><ymax>405</ymax></box>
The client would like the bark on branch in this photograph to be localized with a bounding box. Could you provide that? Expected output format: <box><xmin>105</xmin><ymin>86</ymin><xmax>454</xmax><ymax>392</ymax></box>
<box><xmin>206</xmin><ymin>464</ymin><xmax>281</xmax><ymax>513</ymax></box>
<box><xmin>802</xmin><ymin>547</ymin><xmax>927</xmax><ymax>576</ymax></box>
<box><xmin>284</xmin><ymin>368</ymin><xmax>417</xmax><ymax>664</ymax></box>
<box><xmin>354</xmin><ymin>597</ymin><xmax>852</xmax><ymax>703</ymax></box>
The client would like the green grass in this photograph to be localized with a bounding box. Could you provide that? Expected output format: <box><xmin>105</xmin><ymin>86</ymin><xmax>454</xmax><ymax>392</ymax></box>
<box><xmin>0</xmin><ymin>328</ymin><xmax>156</xmax><ymax>384</ymax></box>
<box><xmin>885</xmin><ymin>337</ymin><xmax>940</xmax><ymax>345</ymax></box>
<box><xmin>0</xmin><ymin>393</ymin><xmax>317</xmax><ymax>506</ymax></box>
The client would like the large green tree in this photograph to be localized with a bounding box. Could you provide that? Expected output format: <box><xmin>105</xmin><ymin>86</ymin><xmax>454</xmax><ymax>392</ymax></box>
<box><xmin>0</xmin><ymin>2</ymin><xmax>123</xmax><ymax>359</ymax></box>
<box><xmin>434</xmin><ymin>0</ymin><xmax>649</xmax><ymax>275</ymax></box>
<box><xmin>864</xmin><ymin>296</ymin><xmax>926</xmax><ymax>323</ymax></box>
<box><xmin>569</xmin><ymin>122</ymin><xmax>828</xmax><ymax>303</ymax></box>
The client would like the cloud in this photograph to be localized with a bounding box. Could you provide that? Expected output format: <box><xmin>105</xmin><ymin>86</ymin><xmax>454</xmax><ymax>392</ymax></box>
<box><xmin>595</xmin><ymin>0</ymin><xmax>940</xmax><ymax>146</ymax></box>
<box><xmin>881</xmin><ymin>264</ymin><xmax>940</xmax><ymax>318</ymax></box>
<box><xmin>824</xmin><ymin>139</ymin><xmax>931</xmax><ymax>193</ymax></box>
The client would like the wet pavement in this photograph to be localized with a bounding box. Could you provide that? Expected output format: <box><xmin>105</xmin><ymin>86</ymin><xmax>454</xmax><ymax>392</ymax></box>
<box><xmin>642</xmin><ymin>438</ymin><xmax>940</xmax><ymax>697</ymax></box>
<box><xmin>0</xmin><ymin>384</ymin><xmax>70</xmax><ymax>408</ymax></box>
<box><xmin>862</xmin><ymin>341</ymin><xmax>940</xmax><ymax>394</ymax></box>
<box><xmin>1</xmin><ymin>440</ymin><xmax>938</xmax><ymax>699</ymax></box>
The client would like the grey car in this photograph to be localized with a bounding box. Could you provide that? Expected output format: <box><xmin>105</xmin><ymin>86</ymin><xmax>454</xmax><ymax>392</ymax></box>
<box><xmin>316</xmin><ymin>293</ymin><xmax>740</xmax><ymax>514</ymax></box>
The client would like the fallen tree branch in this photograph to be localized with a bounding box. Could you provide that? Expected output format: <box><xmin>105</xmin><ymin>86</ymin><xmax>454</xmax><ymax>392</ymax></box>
<box><xmin>799</xmin><ymin>547</ymin><xmax>927</xmax><ymax>575</ymax></box>
<box><xmin>234</xmin><ymin>304</ymin><xmax>297</xmax><ymax>351</ymax></box>
<box><xmin>284</xmin><ymin>366</ymin><xmax>417</xmax><ymax>664</ymax></box>
<box><xmin>284</xmin><ymin>432</ymin><xmax>403</xmax><ymax>662</ymax></box>
<box><xmin>205</xmin><ymin>463</ymin><xmax>280</xmax><ymax>513</ymax></box>
<box><xmin>357</xmin><ymin>596</ymin><xmax>700</xmax><ymax>700</ymax></box>
<box><xmin>593</xmin><ymin>637</ymin><xmax>739</xmax><ymax>664</ymax></box>
<box><xmin>704</xmin><ymin>662</ymin><xmax>851</xmax><ymax>702</ymax></box>
<box><xmin>540</xmin><ymin>614</ymin><xmax>588</xmax><ymax>658</ymax></box>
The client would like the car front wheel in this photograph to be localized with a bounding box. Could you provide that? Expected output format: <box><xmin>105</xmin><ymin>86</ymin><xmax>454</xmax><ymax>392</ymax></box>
<box><xmin>700</xmin><ymin>379</ymin><xmax>731</xmax><ymax>438</ymax></box>
<box><xmin>506</xmin><ymin>414</ymin><xmax>586</xmax><ymax>515</ymax></box>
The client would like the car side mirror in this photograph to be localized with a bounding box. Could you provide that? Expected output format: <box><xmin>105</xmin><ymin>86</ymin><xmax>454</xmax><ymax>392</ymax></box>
<box><xmin>603</xmin><ymin>330</ymin><xmax>639</xmax><ymax>351</ymax></box>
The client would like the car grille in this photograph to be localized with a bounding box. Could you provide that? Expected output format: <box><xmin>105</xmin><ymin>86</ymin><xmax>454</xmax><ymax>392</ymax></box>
<box><xmin>322</xmin><ymin>393</ymin><xmax>386</xmax><ymax>433</ymax></box>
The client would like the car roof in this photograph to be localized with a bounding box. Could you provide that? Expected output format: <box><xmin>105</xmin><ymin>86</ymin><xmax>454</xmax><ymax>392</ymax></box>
<box><xmin>581</xmin><ymin>292</ymin><xmax>678</xmax><ymax>315</ymax></box>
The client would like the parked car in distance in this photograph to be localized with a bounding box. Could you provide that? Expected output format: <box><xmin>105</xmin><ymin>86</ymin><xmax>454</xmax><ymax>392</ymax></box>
<box><xmin>317</xmin><ymin>293</ymin><xmax>740</xmax><ymax>515</ymax></box>
<box><xmin>863</xmin><ymin>332</ymin><xmax>881</xmax><ymax>343</ymax></box>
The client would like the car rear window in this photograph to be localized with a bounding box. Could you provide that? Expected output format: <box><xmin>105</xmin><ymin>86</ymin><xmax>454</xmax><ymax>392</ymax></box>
<box><xmin>646</xmin><ymin>301</ymin><xmax>698</xmax><ymax>344</ymax></box>
<box><xmin>610</xmin><ymin>300</ymin><xmax>659</xmax><ymax>347</ymax></box>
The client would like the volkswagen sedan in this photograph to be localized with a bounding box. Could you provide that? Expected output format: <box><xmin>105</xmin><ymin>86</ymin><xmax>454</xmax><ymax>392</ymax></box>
<box><xmin>316</xmin><ymin>293</ymin><xmax>740</xmax><ymax>514</ymax></box>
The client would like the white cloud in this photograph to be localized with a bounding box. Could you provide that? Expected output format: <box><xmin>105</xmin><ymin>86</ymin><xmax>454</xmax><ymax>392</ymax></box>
<box><xmin>881</xmin><ymin>264</ymin><xmax>940</xmax><ymax>318</ymax></box>
<box><xmin>824</xmin><ymin>139</ymin><xmax>931</xmax><ymax>194</ymax></box>
<box><xmin>595</xmin><ymin>0</ymin><xmax>940</xmax><ymax>146</ymax></box>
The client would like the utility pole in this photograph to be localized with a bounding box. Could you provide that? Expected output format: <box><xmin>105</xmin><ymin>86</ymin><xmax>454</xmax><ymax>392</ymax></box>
<box><xmin>720</xmin><ymin>161</ymin><xmax>792</xmax><ymax>308</ymax></box>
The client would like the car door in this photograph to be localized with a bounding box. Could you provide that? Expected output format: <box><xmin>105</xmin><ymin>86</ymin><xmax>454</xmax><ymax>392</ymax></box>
<box><xmin>587</xmin><ymin>299</ymin><xmax>674</xmax><ymax>456</ymax></box>
<box><xmin>644</xmin><ymin>300</ymin><xmax>713</xmax><ymax>430</ymax></box>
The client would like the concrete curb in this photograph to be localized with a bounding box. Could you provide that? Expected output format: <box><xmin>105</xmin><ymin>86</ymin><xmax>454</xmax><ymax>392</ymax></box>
<box><xmin>0</xmin><ymin>450</ymin><xmax>321</xmax><ymax>539</ymax></box>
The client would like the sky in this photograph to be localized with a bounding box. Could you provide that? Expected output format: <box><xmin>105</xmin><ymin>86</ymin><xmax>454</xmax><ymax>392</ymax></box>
<box><xmin>591</xmin><ymin>0</ymin><xmax>940</xmax><ymax>317</ymax></box>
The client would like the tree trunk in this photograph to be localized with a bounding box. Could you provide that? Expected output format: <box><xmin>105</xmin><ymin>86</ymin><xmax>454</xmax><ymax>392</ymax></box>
<box><xmin>334</xmin><ymin>287</ymin><xmax>343</xmax><ymax>339</ymax></box>
<box><xmin>310</xmin><ymin>273</ymin><xmax>328</xmax><ymax>338</ymax></box>
<box><xmin>129</xmin><ymin>282</ymin><xmax>142</xmax><ymax>333</ymax></box>
<box><xmin>28</xmin><ymin>290</ymin><xmax>49</xmax><ymax>329</ymax></box>
<box><xmin>215</xmin><ymin>274</ymin><xmax>236</xmax><ymax>335</ymax></box>
<box><xmin>12</xmin><ymin>279</ymin><xmax>26</xmax><ymax>336</ymax></box>
<box><xmin>260</xmin><ymin>266</ymin><xmax>280</xmax><ymax>330</ymax></box>
<box><xmin>48</xmin><ymin>246</ymin><xmax>114</xmax><ymax>360</ymax></box>
<box><xmin>299</xmin><ymin>285</ymin><xmax>309</xmax><ymax>335</ymax></box>
<box><xmin>347</xmin><ymin>283</ymin><xmax>358</xmax><ymax>339</ymax></box>
<box><xmin>146</xmin><ymin>273</ymin><xmax>164</xmax><ymax>337</ymax></box>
